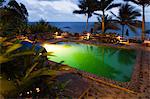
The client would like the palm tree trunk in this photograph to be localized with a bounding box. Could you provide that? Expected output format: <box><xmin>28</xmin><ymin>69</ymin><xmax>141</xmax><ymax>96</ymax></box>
<box><xmin>102</xmin><ymin>10</ymin><xmax>105</xmax><ymax>33</ymax></box>
<box><xmin>122</xmin><ymin>24</ymin><xmax>125</xmax><ymax>38</ymax></box>
<box><xmin>142</xmin><ymin>5</ymin><xmax>145</xmax><ymax>40</ymax></box>
<box><xmin>86</xmin><ymin>15</ymin><xmax>89</xmax><ymax>31</ymax></box>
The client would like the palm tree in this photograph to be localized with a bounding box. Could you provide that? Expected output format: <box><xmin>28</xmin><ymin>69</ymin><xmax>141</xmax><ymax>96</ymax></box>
<box><xmin>95</xmin><ymin>0</ymin><xmax>121</xmax><ymax>33</ymax></box>
<box><xmin>111</xmin><ymin>3</ymin><xmax>141</xmax><ymax>38</ymax></box>
<box><xmin>73</xmin><ymin>0</ymin><xmax>97</xmax><ymax>31</ymax></box>
<box><xmin>94</xmin><ymin>14</ymin><xmax>120</xmax><ymax>33</ymax></box>
<box><xmin>124</xmin><ymin>0</ymin><xmax>150</xmax><ymax>40</ymax></box>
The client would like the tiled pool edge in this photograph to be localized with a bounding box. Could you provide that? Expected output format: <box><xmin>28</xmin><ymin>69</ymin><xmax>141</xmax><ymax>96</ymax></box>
<box><xmin>129</xmin><ymin>50</ymin><xmax>141</xmax><ymax>92</ymax></box>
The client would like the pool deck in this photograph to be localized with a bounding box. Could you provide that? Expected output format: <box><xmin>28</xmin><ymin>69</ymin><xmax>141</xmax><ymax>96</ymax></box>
<box><xmin>45</xmin><ymin>40</ymin><xmax>150</xmax><ymax>98</ymax></box>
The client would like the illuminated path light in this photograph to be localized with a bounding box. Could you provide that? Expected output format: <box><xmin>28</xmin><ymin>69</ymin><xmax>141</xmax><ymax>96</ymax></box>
<box><xmin>87</xmin><ymin>33</ymin><xmax>90</xmax><ymax>40</ymax></box>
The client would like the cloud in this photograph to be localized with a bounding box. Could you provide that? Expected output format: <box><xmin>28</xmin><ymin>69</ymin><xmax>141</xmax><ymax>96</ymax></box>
<box><xmin>16</xmin><ymin>0</ymin><xmax>150</xmax><ymax>22</ymax></box>
<box><xmin>16</xmin><ymin>0</ymin><xmax>84</xmax><ymax>22</ymax></box>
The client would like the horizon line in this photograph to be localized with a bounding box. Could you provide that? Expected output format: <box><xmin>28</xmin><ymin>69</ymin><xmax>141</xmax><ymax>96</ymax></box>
<box><xmin>28</xmin><ymin>21</ymin><xmax>150</xmax><ymax>22</ymax></box>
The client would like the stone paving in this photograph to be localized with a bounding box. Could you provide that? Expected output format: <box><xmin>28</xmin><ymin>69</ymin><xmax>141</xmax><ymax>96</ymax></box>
<box><xmin>56</xmin><ymin>73</ymin><xmax>90</xmax><ymax>98</ymax></box>
<box><xmin>137</xmin><ymin>50</ymin><xmax>150</xmax><ymax>98</ymax></box>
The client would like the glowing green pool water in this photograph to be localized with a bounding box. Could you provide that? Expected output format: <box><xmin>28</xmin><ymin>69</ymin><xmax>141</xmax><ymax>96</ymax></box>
<box><xmin>44</xmin><ymin>42</ymin><xmax>137</xmax><ymax>82</ymax></box>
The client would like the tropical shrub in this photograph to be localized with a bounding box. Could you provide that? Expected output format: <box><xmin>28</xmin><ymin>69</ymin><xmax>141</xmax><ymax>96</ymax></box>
<box><xmin>0</xmin><ymin>37</ymin><xmax>70</xmax><ymax>98</ymax></box>
<box><xmin>28</xmin><ymin>19</ymin><xmax>62</xmax><ymax>34</ymax></box>
<box><xmin>0</xmin><ymin>0</ymin><xmax>28</xmax><ymax>36</ymax></box>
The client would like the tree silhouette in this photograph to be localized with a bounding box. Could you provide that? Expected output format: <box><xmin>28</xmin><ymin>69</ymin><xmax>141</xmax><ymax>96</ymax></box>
<box><xmin>124</xmin><ymin>0</ymin><xmax>150</xmax><ymax>40</ymax></box>
<box><xmin>73</xmin><ymin>0</ymin><xmax>97</xmax><ymax>31</ymax></box>
<box><xmin>0</xmin><ymin>0</ymin><xmax>28</xmax><ymax>35</ymax></box>
<box><xmin>95</xmin><ymin>0</ymin><xmax>121</xmax><ymax>33</ymax></box>
<box><xmin>111</xmin><ymin>3</ymin><xmax>141</xmax><ymax>38</ymax></box>
<box><xmin>95</xmin><ymin>14</ymin><xmax>120</xmax><ymax>33</ymax></box>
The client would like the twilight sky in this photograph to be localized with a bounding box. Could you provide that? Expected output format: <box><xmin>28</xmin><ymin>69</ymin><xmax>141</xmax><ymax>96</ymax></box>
<box><xmin>16</xmin><ymin>0</ymin><xmax>150</xmax><ymax>22</ymax></box>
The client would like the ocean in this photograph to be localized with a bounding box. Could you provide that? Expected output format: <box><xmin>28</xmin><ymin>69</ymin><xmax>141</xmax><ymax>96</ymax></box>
<box><xmin>30</xmin><ymin>22</ymin><xmax>150</xmax><ymax>39</ymax></box>
<box><xmin>49</xmin><ymin>22</ymin><xmax>150</xmax><ymax>39</ymax></box>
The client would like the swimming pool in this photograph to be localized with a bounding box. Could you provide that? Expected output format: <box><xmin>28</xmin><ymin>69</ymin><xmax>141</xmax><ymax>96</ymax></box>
<box><xmin>43</xmin><ymin>42</ymin><xmax>137</xmax><ymax>82</ymax></box>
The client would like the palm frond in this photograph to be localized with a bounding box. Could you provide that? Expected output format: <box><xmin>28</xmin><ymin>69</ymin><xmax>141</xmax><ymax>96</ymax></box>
<box><xmin>126</xmin><ymin>0</ymin><xmax>150</xmax><ymax>5</ymax></box>
<box><xmin>106</xmin><ymin>3</ymin><xmax>121</xmax><ymax>10</ymax></box>
<box><xmin>128</xmin><ymin>21</ymin><xmax>142</xmax><ymax>28</ymax></box>
<box><xmin>93</xmin><ymin>12</ymin><xmax>102</xmax><ymax>17</ymax></box>
<box><xmin>73</xmin><ymin>0</ymin><xmax>96</xmax><ymax>16</ymax></box>
<box><xmin>9</xmin><ymin>51</ymin><xmax>35</xmax><ymax>58</ymax></box>
<box><xmin>24</xmin><ymin>62</ymin><xmax>39</xmax><ymax>79</ymax></box>
<box><xmin>95</xmin><ymin>14</ymin><xmax>120</xmax><ymax>33</ymax></box>
<box><xmin>73</xmin><ymin>10</ymin><xmax>86</xmax><ymax>14</ymax></box>
<box><xmin>0</xmin><ymin>56</ymin><xmax>10</xmax><ymax>64</ymax></box>
<box><xmin>22</xmin><ymin>68</ymin><xmax>60</xmax><ymax>84</ymax></box>
<box><xmin>124</xmin><ymin>0</ymin><xmax>139</xmax><ymax>4</ymax></box>
<box><xmin>111</xmin><ymin>3</ymin><xmax>141</xmax><ymax>36</ymax></box>
<box><xmin>127</xmin><ymin>23</ymin><xmax>137</xmax><ymax>33</ymax></box>
<box><xmin>110</xmin><ymin>11</ymin><xmax>121</xmax><ymax>20</ymax></box>
<box><xmin>102</xmin><ymin>0</ymin><xmax>114</xmax><ymax>10</ymax></box>
<box><xmin>5</xmin><ymin>44</ymin><xmax>22</xmax><ymax>55</ymax></box>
